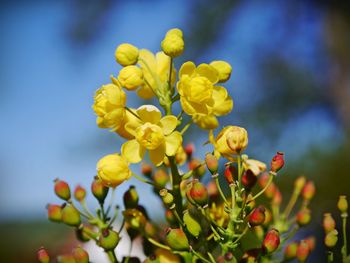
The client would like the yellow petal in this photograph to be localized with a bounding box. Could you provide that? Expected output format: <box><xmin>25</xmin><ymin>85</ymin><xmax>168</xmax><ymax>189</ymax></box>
<box><xmin>136</xmin><ymin>105</ymin><xmax>162</xmax><ymax>124</ymax></box>
<box><xmin>165</xmin><ymin>131</ymin><xmax>182</xmax><ymax>156</ymax></box>
<box><xmin>160</xmin><ymin>115</ymin><xmax>178</xmax><ymax>135</ymax></box>
<box><xmin>192</xmin><ymin>115</ymin><xmax>219</xmax><ymax>130</ymax></box>
<box><xmin>121</xmin><ymin>140</ymin><xmax>145</xmax><ymax>163</ymax></box>
<box><xmin>149</xmin><ymin>144</ymin><xmax>166</xmax><ymax>166</ymax></box>
<box><xmin>196</xmin><ymin>64</ymin><xmax>219</xmax><ymax>84</ymax></box>
<box><xmin>179</xmin><ymin>61</ymin><xmax>196</xmax><ymax>78</ymax></box>
<box><xmin>211</xmin><ymin>86</ymin><xmax>233</xmax><ymax>116</ymax></box>
<box><xmin>137</xmin><ymin>85</ymin><xmax>155</xmax><ymax>99</ymax></box>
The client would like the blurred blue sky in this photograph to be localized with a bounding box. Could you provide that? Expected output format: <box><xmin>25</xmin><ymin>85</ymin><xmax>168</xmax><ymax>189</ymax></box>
<box><xmin>0</xmin><ymin>0</ymin><xmax>344</xmax><ymax>220</ymax></box>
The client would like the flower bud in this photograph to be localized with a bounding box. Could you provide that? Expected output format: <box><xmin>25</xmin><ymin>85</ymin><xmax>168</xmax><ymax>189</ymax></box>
<box><xmin>115</xmin><ymin>43</ymin><xmax>139</xmax><ymax>66</ymax></box>
<box><xmin>296</xmin><ymin>240</ymin><xmax>310</xmax><ymax>262</ymax></box>
<box><xmin>161</xmin><ymin>28</ymin><xmax>184</xmax><ymax>58</ymax></box>
<box><xmin>160</xmin><ymin>189</ymin><xmax>174</xmax><ymax>207</ymax></box>
<box><xmin>153</xmin><ymin>169</ymin><xmax>169</xmax><ymax>189</ymax></box>
<box><xmin>141</xmin><ymin>162</ymin><xmax>153</xmax><ymax>177</ymax></box>
<box><xmin>249</xmin><ymin>206</ymin><xmax>266</xmax><ymax>227</ymax></box>
<box><xmin>224</xmin><ymin>164</ymin><xmax>236</xmax><ymax>185</ymax></box>
<box><xmin>118</xmin><ymin>65</ymin><xmax>143</xmax><ymax>90</ymax></box>
<box><xmin>284</xmin><ymin>242</ymin><xmax>298</xmax><ymax>261</ymax></box>
<box><xmin>215</xmin><ymin>126</ymin><xmax>248</xmax><ymax>155</ymax></box>
<box><xmin>75</xmin><ymin>226</ymin><xmax>91</xmax><ymax>242</ymax></box>
<box><xmin>262</xmin><ymin>229</ymin><xmax>280</xmax><ymax>254</ymax></box>
<box><xmin>165</xmin><ymin>209</ymin><xmax>176</xmax><ymax>225</ymax></box>
<box><xmin>54</xmin><ymin>179</ymin><xmax>71</xmax><ymax>201</ymax></box>
<box><xmin>324</xmin><ymin>229</ymin><xmax>338</xmax><ymax>248</ymax></box>
<box><xmin>205</xmin><ymin>153</ymin><xmax>219</xmax><ymax>175</ymax></box>
<box><xmin>301</xmin><ymin>181</ymin><xmax>315</xmax><ymax>200</ymax></box>
<box><xmin>337</xmin><ymin>195</ymin><xmax>348</xmax><ymax>213</ymax></box>
<box><xmin>145</xmin><ymin>222</ymin><xmax>157</xmax><ymax>238</ymax></box>
<box><xmin>123</xmin><ymin>185</ymin><xmax>139</xmax><ymax>209</ymax></box>
<box><xmin>304</xmin><ymin>236</ymin><xmax>316</xmax><ymax>251</ymax></box>
<box><xmin>294</xmin><ymin>176</ymin><xmax>306</xmax><ymax>192</ymax></box>
<box><xmin>270</xmin><ymin>152</ymin><xmax>284</xmax><ymax>173</ymax></box>
<box><xmin>183</xmin><ymin>210</ymin><xmax>202</xmax><ymax>238</ymax></box>
<box><xmin>57</xmin><ymin>254</ymin><xmax>75</xmax><ymax>263</ymax></box>
<box><xmin>242</xmin><ymin>170</ymin><xmax>257</xmax><ymax>191</ymax></box>
<box><xmin>72</xmin><ymin>246</ymin><xmax>89</xmax><ymax>263</ymax></box>
<box><xmin>296</xmin><ymin>208</ymin><xmax>311</xmax><ymax>226</ymax></box>
<box><xmin>47</xmin><ymin>204</ymin><xmax>62</xmax><ymax>222</ymax></box>
<box><xmin>184</xmin><ymin>143</ymin><xmax>195</xmax><ymax>159</ymax></box>
<box><xmin>263</xmin><ymin>208</ymin><xmax>272</xmax><ymax>227</ymax></box>
<box><xmin>189</xmin><ymin>159</ymin><xmax>206</xmax><ymax>178</ymax></box>
<box><xmin>189</xmin><ymin>180</ymin><xmax>208</xmax><ymax>206</ymax></box>
<box><xmin>123</xmin><ymin>208</ymin><xmax>147</xmax><ymax>230</ymax></box>
<box><xmin>74</xmin><ymin>185</ymin><xmax>86</xmax><ymax>202</ymax></box>
<box><xmin>209</xmin><ymin>60</ymin><xmax>232</xmax><ymax>83</ymax></box>
<box><xmin>37</xmin><ymin>247</ymin><xmax>50</xmax><ymax>263</ymax></box>
<box><xmin>272</xmin><ymin>189</ymin><xmax>282</xmax><ymax>206</ymax></box>
<box><xmin>241</xmin><ymin>248</ymin><xmax>261</xmax><ymax>263</ymax></box>
<box><xmin>207</xmin><ymin>180</ymin><xmax>219</xmax><ymax>200</ymax></box>
<box><xmin>99</xmin><ymin>229</ymin><xmax>120</xmax><ymax>251</ymax></box>
<box><xmin>61</xmin><ymin>204</ymin><xmax>81</xmax><ymax>227</ymax></box>
<box><xmin>323</xmin><ymin>213</ymin><xmax>336</xmax><ymax>233</ymax></box>
<box><xmin>166</xmin><ymin>228</ymin><xmax>189</xmax><ymax>251</ymax></box>
<box><xmin>91</xmin><ymin>177</ymin><xmax>109</xmax><ymax>204</ymax></box>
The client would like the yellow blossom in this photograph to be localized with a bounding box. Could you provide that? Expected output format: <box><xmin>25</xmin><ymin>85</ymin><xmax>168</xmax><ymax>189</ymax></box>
<box><xmin>118</xmin><ymin>65</ymin><xmax>143</xmax><ymax>90</ymax></box>
<box><xmin>154</xmin><ymin>248</ymin><xmax>180</xmax><ymax>263</ymax></box>
<box><xmin>243</xmin><ymin>157</ymin><xmax>266</xmax><ymax>176</ymax></box>
<box><xmin>115</xmin><ymin>108</ymin><xmax>142</xmax><ymax>139</ymax></box>
<box><xmin>121</xmin><ymin>105</ymin><xmax>182</xmax><ymax>166</ymax></box>
<box><xmin>161</xmin><ymin>28</ymin><xmax>184</xmax><ymax>58</ymax></box>
<box><xmin>97</xmin><ymin>153</ymin><xmax>131</xmax><ymax>187</ymax></box>
<box><xmin>92</xmin><ymin>83</ymin><xmax>126</xmax><ymax>130</ymax></box>
<box><xmin>115</xmin><ymin>43</ymin><xmax>139</xmax><ymax>66</ymax></box>
<box><xmin>210</xmin><ymin>60</ymin><xmax>232</xmax><ymax>83</ymax></box>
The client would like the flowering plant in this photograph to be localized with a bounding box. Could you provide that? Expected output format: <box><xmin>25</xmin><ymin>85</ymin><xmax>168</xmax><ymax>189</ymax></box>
<box><xmin>38</xmin><ymin>29</ymin><xmax>349</xmax><ymax>263</ymax></box>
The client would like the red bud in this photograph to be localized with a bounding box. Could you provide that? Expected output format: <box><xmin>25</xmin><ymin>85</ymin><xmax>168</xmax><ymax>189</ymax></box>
<box><xmin>54</xmin><ymin>179</ymin><xmax>71</xmax><ymax>201</ymax></box>
<box><xmin>205</xmin><ymin>153</ymin><xmax>218</xmax><ymax>175</ymax></box>
<box><xmin>141</xmin><ymin>162</ymin><xmax>153</xmax><ymax>177</ymax></box>
<box><xmin>323</xmin><ymin>213</ymin><xmax>336</xmax><ymax>233</ymax></box>
<box><xmin>166</xmin><ymin>228</ymin><xmax>189</xmax><ymax>251</ymax></box>
<box><xmin>304</xmin><ymin>236</ymin><xmax>316</xmax><ymax>251</ymax></box>
<box><xmin>284</xmin><ymin>242</ymin><xmax>298</xmax><ymax>260</ymax></box>
<box><xmin>188</xmin><ymin>159</ymin><xmax>206</xmax><ymax>178</ymax></box>
<box><xmin>270</xmin><ymin>152</ymin><xmax>284</xmax><ymax>173</ymax></box>
<box><xmin>262</xmin><ymin>229</ymin><xmax>280</xmax><ymax>254</ymax></box>
<box><xmin>165</xmin><ymin>209</ymin><xmax>177</xmax><ymax>225</ymax></box>
<box><xmin>47</xmin><ymin>204</ymin><xmax>62</xmax><ymax>222</ymax></box>
<box><xmin>249</xmin><ymin>206</ymin><xmax>266</xmax><ymax>227</ymax></box>
<box><xmin>272</xmin><ymin>189</ymin><xmax>282</xmax><ymax>206</ymax></box>
<box><xmin>206</xmin><ymin>180</ymin><xmax>219</xmax><ymax>200</ymax></box>
<box><xmin>189</xmin><ymin>180</ymin><xmax>208</xmax><ymax>206</ymax></box>
<box><xmin>296</xmin><ymin>208</ymin><xmax>311</xmax><ymax>226</ymax></box>
<box><xmin>184</xmin><ymin>143</ymin><xmax>195</xmax><ymax>158</ymax></box>
<box><xmin>91</xmin><ymin>177</ymin><xmax>109</xmax><ymax>203</ymax></box>
<box><xmin>72</xmin><ymin>246</ymin><xmax>89</xmax><ymax>263</ymax></box>
<box><xmin>152</xmin><ymin>169</ymin><xmax>169</xmax><ymax>189</ymax></box>
<box><xmin>296</xmin><ymin>240</ymin><xmax>310</xmax><ymax>262</ymax></box>
<box><xmin>74</xmin><ymin>185</ymin><xmax>86</xmax><ymax>202</ymax></box>
<box><xmin>37</xmin><ymin>247</ymin><xmax>50</xmax><ymax>263</ymax></box>
<box><xmin>242</xmin><ymin>170</ymin><xmax>257</xmax><ymax>190</ymax></box>
<box><xmin>302</xmin><ymin>181</ymin><xmax>315</xmax><ymax>200</ymax></box>
<box><xmin>224</xmin><ymin>164</ymin><xmax>236</xmax><ymax>185</ymax></box>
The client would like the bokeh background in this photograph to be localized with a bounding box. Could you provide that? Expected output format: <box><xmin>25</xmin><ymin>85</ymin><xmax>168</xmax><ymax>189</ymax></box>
<box><xmin>0</xmin><ymin>0</ymin><xmax>349</xmax><ymax>262</ymax></box>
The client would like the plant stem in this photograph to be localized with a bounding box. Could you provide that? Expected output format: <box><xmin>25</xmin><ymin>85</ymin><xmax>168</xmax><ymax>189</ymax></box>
<box><xmin>168</xmin><ymin>156</ymin><xmax>183</xmax><ymax>217</ymax></box>
<box><xmin>147</xmin><ymin>238</ymin><xmax>171</xmax><ymax>250</ymax></box>
<box><xmin>212</xmin><ymin>174</ymin><xmax>229</xmax><ymax>206</ymax></box>
<box><xmin>250</xmin><ymin>173</ymin><xmax>274</xmax><ymax>201</ymax></box>
<box><xmin>190</xmin><ymin>247</ymin><xmax>212</xmax><ymax>263</ymax></box>
<box><xmin>107</xmin><ymin>250</ymin><xmax>118</xmax><ymax>263</ymax></box>
<box><xmin>341</xmin><ymin>213</ymin><xmax>348</xmax><ymax>260</ymax></box>
<box><xmin>230</xmin><ymin>184</ymin><xmax>236</xmax><ymax>210</ymax></box>
<box><xmin>327</xmin><ymin>251</ymin><xmax>333</xmax><ymax>263</ymax></box>
<box><xmin>180</xmin><ymin>119</ymin><xmax>193</xmax><ymax>135</ymax></box>
<box><xmin>237</xmin><ymin>155</ymin><xmax>242</xmax><ymax>189</ymax></box>
<box><xmin>283</xmin><ymin>188</ymin><xmax>301</xmax><ymax>218</ymax></box>
<box><xmin>132</xmin><ymin>172</ymin><xmax>155</xmax><ymax>186</ymax></box>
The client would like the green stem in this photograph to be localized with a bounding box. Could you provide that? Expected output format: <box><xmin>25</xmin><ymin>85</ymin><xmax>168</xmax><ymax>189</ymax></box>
<box><xmin>172</xmin><ymin>207</ymin><xmax>185</xmax><ymax>227</ymax></box>
<box><xmin>283</xmin><ymin>188</ymin><xmax>301</xmax><ymax>218</ymax></box>
<box><xmin>168</xmin><ymin>57</ymin><xmax>173</xmax><ymax>87</ymax></box>
<box><xmin>230</xmin><ymin>184</ymin><xmax>236</xmax><ymax>210</ymax></box>
<box><xmin>81</xmin><ymin>200</ymin><xmax>95</xmax><ymax>218</ymax></box>
<box><xmin>132</xmin><ymin>172</ymin><xmax>155</xmax><ymax>186</ymax></box>
<box><xmin>342</xmin><ymin>213</ymin><xmax>348</xmax><ymax>260</ymax></box>
<box><xmin>148</xmin><ymin>238</ymin><xmax>171</xmax><ymax>250</ymax></box>
<box><xmin>105</xmin><ymin>188</ymin><xmax>116</xmax><ymax>216</ymax></box>
<box><xmin>327</xmin><ymin>250</ymin><xmax>333</xmax><ymax>263</ymax></box>
<box><xmin>207</xmin><ymin>252</ymin><xmax>216</xmax><ymax>263</ymax></box>
<box><xmin>281</xmin><ymin>225</ymin><xmax>299</xmax><ymax>243</ymax></box>
<box><xmin>107</xmin><ymin>250</ymin><xmax>118</xmax><ymax>263</ymax></box>
<box><xmin>180</xmin><ymin>119</ymin><xmax>193</xmax><ymax>135</ymax></box>
<box><xmin>168</xmin><ymin>156</ymin><xmax>183</xmax><ymax>217</ymax></box>
<box><xmin>232</xmin><ymin>226</ymin><xmax>249</xmax><ymax>245</ymax></box>
<box><xmin>237</xmin><ymin>155</ymin><xmax>242</xmax><ymax>189</ymax></box>
<box><xmin>190</xmin><ymin>248</ymin><xmax>212</xmax><ymax>263</ymax></box>
<box><xmin>250</xmin><ymin>173</ymin><xmax>274</xmax><ymax>201</ymax></box>
<box><xmin>213</xmin><ymin>174</ymin><xmax>229</xmax><ymax>206</ymax></box>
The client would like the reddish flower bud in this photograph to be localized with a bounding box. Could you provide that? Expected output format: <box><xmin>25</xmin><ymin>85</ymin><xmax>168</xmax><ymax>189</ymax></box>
<box><xmin>224</xmin><ymin>164</ymin><xmax>236</xmax><ymax>185</ymax></box>
<box><xmin>207</xmin><ymin>180</ymin><xmax>219</xmax><ymax>200</ymax></box>
<box><xmin>262</xmin><ymin>229</ymin><xmax>280</xmax><ymax>254</ymax></box>
<box><xmin>99</xmin><ymin>229</ymin><xmax>120</xmax><ymax>251</ymax></box>
<box><xmin>160</xmin><ymin>189</ymin><xmax>174</xmax><ymax>207</ymax></box>
<box><xmin>302</xmin><ymin>181</ymin><xmax>315</xmax><ymax>200</ymax></box>
<box><xmin>37</xmin><ymin>247</ymin><xmax>50</xmax><ymax>263</ymax></box>
<box><xmin>165</xmin><ymin>209</ymin><xmax>176</xmax><ymax>225</ymax></box>
<box><xmin>189</xmin><ymin>180</ymin><xmax>208</xmax><ymax>206</ymax></box>
<box><xmin>337</xmin><ymin>195</ymin><xmax>348</xmax><ymax>213</ymax></box>
<box><xmin>54</xmin><ymin>179</ymin><xmax>71</xmax><ymax>201</ymax></box>
<box><xmin>91</xmin><ymin>177</ymin><xmax>109</xmax><ymax>204</ymax></box>
<box><xmin>296</xmin><ymin>208</ymin><xmax>311</xmax><ymax>226</ymax></box>
<box><xmin>123</xmin><ymin>208</ymin><xmax>147</xmax><ymax>230</ymax></box>
<box><xmin>47</xmin><ymin>204</ymin><xmax>62</xmax><ymax>222</ymax></box>
<box><xmin>61</xmin><ymin>204</ymin><xmax>81</xmax><ymax>227</ymax></box>
<box><xmin>184</xmin><ymin>143</ymin><xmax>195</xmax><ymax>158</ymax></box>
<box><xmin>152</xmin><ymin>169</ymin><xmax>169</xmax><ymax>189</ymax></box>
<box><xmin>72</xmin><ymin>246</ymin><xmax>89</xmax><ymax>263</ymax></box>
<box><xmin>123</xmin><ymin>185</ymin><xmax>139</xmax><ymax>209</ymax></box>
<box><xmin>74</xmin><ymin>185</ymin><xmax>86</xmax><ymax>202</ymax></box>
<box><xmin>249</xmin><ymin>205</ymin><xmax>266</xmax><ymax>227</ymax></box>
<box><xmin>144</xmin><ymin>222</ymin><xmax>157</xmax><ymax>238</ymax></box>
<box><xmin>141</xmin><ymin>162</ymin><xmax>153</xmax><ymax>177</ymax></box>
<box><xmin>188</xmin><ymin>159</ymin><xmax>206</xmax><ymax>178</ymax></box>
<box><xmin>296</xmin><ymin>240</ymin><xmax>310</xmax><ymax>262</ymax></box>
<box><xmin>323</xmin><ymin>213</ymin><xmax>336</xmax><ymax>233</ymax></box>
<box><xmin>242</xmin><ymin>170</ymin><xmax>257</xmax><ymax>191</ymax></box>
<box><xmin>166</xmin><ymin>228</ymin><xmax>189</xmax><ymax>251</ymax></box>
<box><xmin>270</xmin><ymin>152</ymin><xmax>284</xmax><ymax>173</ymax></box>
<box><xmin>272</xmin><ymin>189</ymin><xmax>282</xmax><ymax>206</ymax></box>
<box><xmin>294</xmin><ymin>176</ymin><xmax>306</xmax><ymax>191</ymax></box>
<box><xmin>284</xmin><ymin>242</ymin><xmax>298</xmax><ymax>261</ymax></box>
<box><xmin>324</xmin><ymin>229</ymin><xmax>338</xmax><ymax>248</ymax></box>
<box><xmin>265</xmin><ymin>183</ymin><xmax>277</xmax><ymax>199</ymax></box>
<box><xmin>263</xmin><ymin>208</ymin><xmax>272</xmax><ymax>227</ymax></box>
<box><xmin>205</xmin><ymin>153</ymin><xmax>219</xmax><ymax>175</ymax></box>
<box><xmin>304</xmin><ymin>236</ymin><xmax>316</xmax><ymax>251</ymax></box>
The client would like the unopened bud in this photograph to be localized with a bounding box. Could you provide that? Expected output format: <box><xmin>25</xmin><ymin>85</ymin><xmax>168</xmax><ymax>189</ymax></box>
<box><xmin>72</xmin><ymin>246</ymin><xmax>89</xmax><ymax>263</ymax></box>
<box><xmin>324</xmin><ymin>229</ymin><xmax>338</xmax><ymax>248</ymax></box>
<box><xmin>272</xmin><ymin>189</ymin><xmax>282</xmax><ymax>206</ymax></box>
<box><xmin>224</xmin><ymin>251</ymin><xmax>234</xmax><ymax>261</ymax></box>
<box><xmin>262</xmin><ymin>229</ymin><xmax>280</xmax><ymax>254</ymax></box>
<box><xmin>153</xmin><ymin>169</ymin><xmax>169</xmax><ymax>189</ymax></box>
<box><xmin>160</xmin><ymin>189</ymin><xmax>174</xmax><ymax>207</ymax></box>
<box><xmin>57</xmin><ymin>254</ymin><xmax>75</xmax><ymax>263</ymax></box>
<box><xmin>242</xmin><ymin>170</ymin><xmax>257</xmax><ymax>191</ymax></box>
<box><xmin>284</xmin><ymin>242</ymin><xmax>298</xmax><ymax>261</ymax></box>
<box><xmin>54</xmin><ymin>179</ymin><xmax>71</xmax><ymax>201</ymax></box>
<box><xmin>270</xmin><ymin>152</ymin><xmax>284</xmax><ymax>173</ymax></box>
<box><xmin>145</xmin><ymin>222</ymin><xmax>157</xmax><ymax>238</ymax></box>
<box><xmin>224</xmin><ymin>164</ymin><xmax>236</xmax><ymax>185</ymax></box>
<box><xmin>47</xmin><ymin>204</ymin><xmax>62</xmax><ymax>222</ymax></box>
<box><xmin>91</xmin><ymin>177</ymin><xmax>109</xmax><ymax>204</ymax></box>
<box><xmin>323</xmin><ymin>213</ymin><xmax>336</xmax><ymax>233</ymax></box>
<box><xmin>183</xmin><ymin>210</ymin><xmax>202</xmax><ymax>238</ymax></box>
<box><xmin>184</xmin><ymin>143</ymin><xmax>195</xmax><ymax>159</ymax></box>
<box><xmin>75</xmin><ymin>226</ymin><xmax>91</xmax><ymax>242</ymax></box>
<box><xmin>337</xmin><ymin>195</ymin><xmax>348</xmax><ymax>213</ymax></box>
<box><xmin>37</xmin><ymin>247</ymin><xmax>50</xmax><ymax>263</ymax></box>
<box><xmin>302</xmin><ymin>181</ymin><xmax>315</xmax><ymax>200</ymax></box>
<box><xmin>189</xmin><ymin>159</ymin><xmax>206</xmax><ymax>178</ymax></box>
<box><xmin>166</xmin><ymin>228</ymin><xmax>189</xmax><ymax>251</ymax></box>
<box><xmin>61</xmin><ymin>204</ymin><xmax>81</xmax><ymax>227</ymax></box>
<box><xmin>99</xmin><ymin>229</ymin><xmax>120</xmax><ymax>251</ymax></box>
<box><xmin>207</xmin><ymin>180</ymin><xmax>219</xmax><ymax>200</ymax></box>
<box><xmin>294</xmin><ymin>176</ymin><xmax>306</xmax><ymax>192</ymax></box>
<box><xmin>123</xmin><ymin>208</ymin><xmax>147</xmax><ymax>230</ymax></box>
<box><xmin>249</xmin><ymin>206</ymin><xmax>266</xmax><ymax>227</ymax></box>
<box><xmin>74</xmin><ymin>185</ymin><xmax>86</xmax><ymax>202</ymax></box>
<box><xmin>165</xmin><ymin>209</ymin><xmax>176</xmax><ymax>225</ymax></box>
<box><xmin>263</xmin><ymin>208</ymin><xmax>272</xmax><ymax>227</ymax></box>
<box><xmin>304</xmin><ymin>236</ymin><xmax>316</xmax><ymax>251</ymax></box>
<box><xmin>189</xmin><ymin>180</ymin><xmax>208</xmax><ymax>206</ymax></box>
<box><xmin>141</xmin><ymin>162</ymin><xmax>153</xmax><ymax>177</ymax></box>
<box><xmin>205</xmin><ymin>153</ymin><xmax>218</xmax><ymax>175</ymax></box>
<box><xmin>296</xmin><ymin>208</ymin><xmax>311</xmax><ymax>226</ymax></box>
<box><xmin>296</xmin><ymin>240</ymin><xmax>310</xmax><ymax>262</ymax></box>
<box><xmin>258</xmin><ymin>173</ymin><xmax>277</xmax><ymax>199</ymax></box>
<box><xmin>123</xmin><ymin>185</ymin><xmax>139</xmax><ymax>209</ymax></box>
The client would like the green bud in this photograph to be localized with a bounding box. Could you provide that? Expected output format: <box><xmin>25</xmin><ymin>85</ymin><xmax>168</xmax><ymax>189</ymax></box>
<box><xmin>337</xmin><ymin>195</ymin><xmax>348</xmax><ymax>213</ymax></box>
<box><xmin>72</xmin><ymin>246</ymin><xmax>89</xmax><ymax>263</ymax></box>
<box><xmin>75</xmin><ymin>227</ymin><xmax>91</xmax><ymax>242</ymax></box>
<box><xmin>284</xmin><ymin>242</ymin><xmax>298</xmax><ymax>260</ymax></box>
<box><xmin>37</xmin><ymin>247</ymin><xmax>50</xmax><ymax>263</ymax></box>
<box><xmin>166</xmin><ymin>228</ymin><xmax>189</xmax><ymax>251</ymax></box>
<box><xmin>123</xmin><ymin>209</ymin><xmax>147</xmax><ymax>230</ymax></box>
<box><xmin>47</xmin><ymin>204</ymin><xmax>62</xmax><ymax>223</ymax></box>
<box><xmin>324</xmin><ymin>229</ymin><xmax>338</xmax><ymax>248</ymax></box>
<box><xmin>57</xmin><ymin>254</ymin><xmax>75</xmax><ymax>263</ymax></box>
<box><xmin>153</xmin><ymin>169</ymin><xmax>169</xmax><ymax>189</ymax></box>
<box><xmin>123</xmin><ymin>185</ymin><xmax>139</xmax><ymax>209</ymax></box>
<box><xmin>159</xmin><ymin>189</ymin><xmax>174</xmax><ymax>207</ymax></box>
<box><xmin>61</xmin><ymin>204</ymin><xmax>81</xmax><ymax>227</ymax></box>
<box><xmin>183</xmin><ymin>210</ymin><xmax>202</xmax><ymax>238</ymax></box>
<box><xmin>165</xmin><ymin>209</ymin><xmax>177</xmax><ymax>225</ymax></box>
<box><xmin>99</xmin><ymin>229</ymin><xmax>120</xmax><ymax>251</ymax></box>
<box><xmin>54</xmin><ymin>179</ymin><xmax>71</xmax><ymax>201</ymax></box>
<box><xmin>296</xmin><ymin>208</ymin><xmax>311</xmax><ymax>226</ymax></box>
<box><xmin>91</xmin><ymin>177</ymin><xmax>109</xmax><ymax>204</ymax></box>
<box><xmin>205</xmin><ymin>153</ymin><xmax>218</xmax><ymax>175</ymax></box>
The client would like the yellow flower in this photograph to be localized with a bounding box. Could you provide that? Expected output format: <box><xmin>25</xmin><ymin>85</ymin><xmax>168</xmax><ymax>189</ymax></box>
<box><xmin>137</xmin><ymin>49</ymin><xmax>176</xmax><ymax>99</ymax></box>
<box><xmin>210</xmin><ymin>60</ymin><xmax>232</xmax><ymax>83</ymax></box>
<box><xmin>115</xmin><ymin>43</ymin><xmax>139</xmax><ymax>66</ymax></box>
<box><xmin>92</xmin><ymin>83</ymin><xmax>126</xmax><ymax>130</ymax></box>
<box><xmin>97</xmin><ymin>153</ymin><xmax>131</xmax><ymax>187</ymax></box>
<box><xmin>118</xmin><ymin>65</ymin><xmax>143</xmax><ymax>90</ymax></box>
<box><xmin>243</xmin><ymin>158</ymin><xmax>266</xmax><ymax>176</ymax></box>
<box><xmin>121</xmin><ymin>105</ymin><xmax>182</xmax><ymax>166</ymax></box>
<box><xmin>161</xmin><ymin>28</ymin><xmax>184</xmax><ymax>58</ymax></box>
<box><xmin>154</xmin><ymin>248</ymin><xmax>180</xmax><ymax>263</ymax></box>
<box><xmin>114</xmin><ymin>108</ymin><xmax>142</xmax><ymax>139</ymax></box>
<box><xmin>210</xmin><ymin>126</ymin><xmax>248</xmax><ymax>158</ymax></box>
